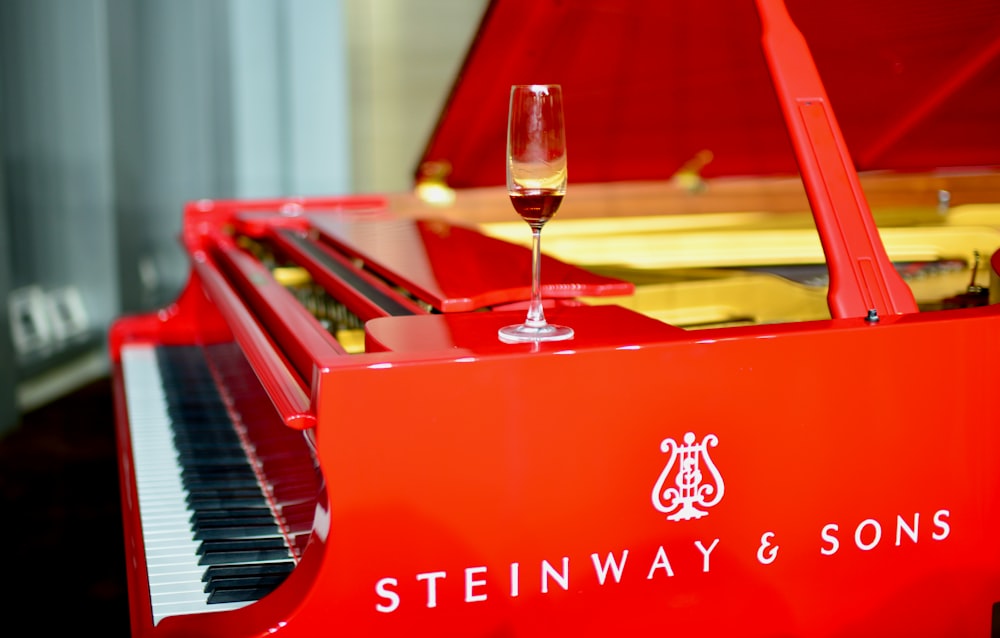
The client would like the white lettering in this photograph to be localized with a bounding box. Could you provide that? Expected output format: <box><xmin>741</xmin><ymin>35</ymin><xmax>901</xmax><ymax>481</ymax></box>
<box><xmin>541</xmin><ymin>558</ymin><xmax>569</xmax><ymax>593</ymax></box>
<box><xmin>416</xmin><ymin>571</ymin><xmax>446</xmax><ymax>608</ymax></box>
<box><xmin>756</xmin><ymin>532</ymin><xmax>778</xmax><ymax>565</ymax></box>
<box><xmin>933</xmin><ymin>509</ymin><xmax>951</xmax><ymax>540</ymax></box>
<box><xmin>375</xmin><ymin>577</ymin><xmax>399</xmax><ymax>613</ymax></box>
<box><xmin>591</xmin><ymin>550</ymin><xmax>629</xmax><ymax>585</ymax></box>
<box><xmin>820</xmin><ymin>523</ymin><xmax>839</xmax><ymax>555</ymax></box>
<box><xmin>375</xmin><ymin>506</ymin><xmax>954</xmax><ymax>614</ymax></box>
<box><xmin>646</xmin><ymin>546</ymin><xmax>675</xmax><ymax>579</ymax></box>
<box><xmin>895</xmin><ymin>513</ymin><xmax>919</xmax><ymax>546</ymax></box>
<box><xmin>465</xmin><ymin>566</ymin><xmax>487</xmax><ymax>603</ymax></box>
<box><xmin>695</xmin><ymin>539</ymin><xmax>719</xmax><ymax>572</ymax></box>
<box><xmin>855</xmin><ymin>519</ymin><xmax>882</xmax><ymax>551</ymax></box>
<box><xmin>824</xmin><ymin>509</ymin><xmax>953</xmax><ymax>555</ymax></box>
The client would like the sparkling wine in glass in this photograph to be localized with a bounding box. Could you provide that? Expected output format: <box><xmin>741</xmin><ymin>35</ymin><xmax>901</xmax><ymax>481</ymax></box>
<box><xmin>498</xmin><ymin>84</ymin><xmax>574</xmax><ymax>344</ymax></box>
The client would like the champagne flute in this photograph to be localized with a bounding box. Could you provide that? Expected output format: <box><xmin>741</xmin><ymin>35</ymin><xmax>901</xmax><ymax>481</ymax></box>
<box><xmin>498</xmin><ymin>84</ymin><xmax>574</xmax><ymax>344</ymax></box>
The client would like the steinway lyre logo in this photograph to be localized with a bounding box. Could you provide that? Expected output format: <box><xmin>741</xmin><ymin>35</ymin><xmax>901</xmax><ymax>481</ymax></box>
<box><xmin>651</xmin><ymin>432</ymin><xmax>724</xmax><ymax>521</ymax></box>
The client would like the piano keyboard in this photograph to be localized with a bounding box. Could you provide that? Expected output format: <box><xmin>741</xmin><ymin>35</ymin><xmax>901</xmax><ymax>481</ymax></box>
<box><xmin>121</xmin><ymin>343</ymin><xmax>303</xmax><ymax>625</ymax></box>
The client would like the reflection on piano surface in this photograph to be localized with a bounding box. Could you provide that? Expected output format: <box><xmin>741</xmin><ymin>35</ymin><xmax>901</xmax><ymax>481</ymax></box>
<box><xmin>110</xmin><ymin>0</ymin><xmax>1000</xmax><ymax>636</ymax></box>
<box><xmin>480</xmin><ymin>188</ymin><xmax>1000</xmax><ymax>327</ymax></box>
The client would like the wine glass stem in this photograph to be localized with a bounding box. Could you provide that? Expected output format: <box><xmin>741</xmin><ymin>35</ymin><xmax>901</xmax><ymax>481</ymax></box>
<box><xmin>526</xmin><ymin>226</ymin><xmax>548</xmax><ymax>328</ymax></box>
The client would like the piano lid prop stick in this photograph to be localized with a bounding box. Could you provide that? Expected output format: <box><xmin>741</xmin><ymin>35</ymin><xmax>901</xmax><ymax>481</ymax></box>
<box><xmin>754</xmin><ymin>0</ymin><xmax>918</xmax><ymax>320</ymax></box>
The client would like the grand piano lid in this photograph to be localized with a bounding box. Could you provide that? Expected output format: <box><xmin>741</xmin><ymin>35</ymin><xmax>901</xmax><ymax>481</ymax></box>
<box><xmin>416</xmin><ymin>0</ymin><xmax>1000</xmax><ymax>190</ymax></box>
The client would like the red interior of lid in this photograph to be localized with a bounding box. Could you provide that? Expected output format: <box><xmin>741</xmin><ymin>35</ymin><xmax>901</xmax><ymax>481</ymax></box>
<box><xmin>418</xmin><ymin>0</ymin><xmax>1000</xmax><ymax>189</ymax></box>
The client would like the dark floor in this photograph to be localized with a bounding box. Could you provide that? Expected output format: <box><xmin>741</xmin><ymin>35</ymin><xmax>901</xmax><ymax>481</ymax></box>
<box><xmin>0</xmin><ymin>376</ymin><xmax>131</xmax><ymax>636</ymax></box>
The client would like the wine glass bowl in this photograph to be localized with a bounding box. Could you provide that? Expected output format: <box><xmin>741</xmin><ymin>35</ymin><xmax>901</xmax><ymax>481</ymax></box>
<box><xmin>498</xmin><ymin>84</ymin><xmax>575</xmax><ymax>344</ymax></box>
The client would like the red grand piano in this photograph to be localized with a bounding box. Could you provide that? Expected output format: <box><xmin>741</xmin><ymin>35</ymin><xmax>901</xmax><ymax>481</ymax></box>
<box><xmin>109</xmin><ymin>0</ymin><xmax>1000</xmax><ymax>636</ymax></box>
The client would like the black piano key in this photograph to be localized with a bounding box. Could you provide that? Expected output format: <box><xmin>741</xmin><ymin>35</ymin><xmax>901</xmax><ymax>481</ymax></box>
<box><xmin>191</xmin><ymin>507</ymin><xmax>274</xmax><ymax>524</ymax></box>
<box><xmin>186</xmin><ymin>483</ymin><xmax>262</xmax><ymax>498</ymax></box>
<box><xmin>194</xmin><ymin>522</ymin><xmax>280</xmax><ymax>540</ymax></box>
<box><xmin>172</xmin><ymin>423</ymin><xmax>242</xmax><ymax>435</ymax></box>
<box><xmin>194</xmin><ymin>520</ymin><xmax>279</xmax><ymax>535</ymax></box>
<box><xmin>184</xmin><ymin>476</ymin><xmax>261</xmax><ymax>491</ymax></box>
<box><xmin>185</xmin><ymin>491</ymin><xmax>257</xmax><ymax>503</ymax></box>
<box><xmin>183</xmin><ymin>478</ymin><xmax>259</xmax><ymax>493</ymax></box>
<box><xmin>207</xmin><ymin>585</ymin><xmax>283</xmax><ymax>605</ymax></box>
<box><xmin>187</xmin><ymin>486</ymin><xmax>269</xmax><ymax>501</ymax></box>
<box><xmin>202</xmin><ymin>561</ymin><xmax>295</xmax><ymax>582</ymax></box>
<box><xmin>204</xmin><ymin>571</ymin><xmax>290</xmax><ymax>594</ymax></box>
<box><xmin>182</xmin><ymin>463</ymin><xmax>257</xmax><ymax>475</ymax></box>
<box><xmin>186</xmin><ymin>498</ymin><xmax>269</xmax><ymax>511</ymax></box>
<box><xmin>179</xmin><ymin>456</ymin><xmax>260</xmax><ymax>468</ymax></box>
<box><xmin>161</xmin><ymin>398</ymin><xmax>219</xmax><ymax>416</ymax></box>
<box><xmin>197</xmin><ymin>537</ymin><xmax>289</xmax><ymax>557</ymax></box>
<box><xmin>198</xmin><ymin>547</ymin><xmax>292</xmax><ymax>566</ymax></box>
<box><xmin>187</xmin><ymin>496</ymin><xmax>270</xmax><ymax>510</ymax></box>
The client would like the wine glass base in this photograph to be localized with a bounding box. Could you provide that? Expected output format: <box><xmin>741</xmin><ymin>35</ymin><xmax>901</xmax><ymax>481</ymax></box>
<box><xmin>498</xmin><ymin>323</ymin><xmax>574</xmax><ymax>344</ymax></box>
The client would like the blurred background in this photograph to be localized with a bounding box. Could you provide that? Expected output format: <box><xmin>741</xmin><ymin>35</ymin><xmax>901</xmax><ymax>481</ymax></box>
<box><xmin>0</xmin><ymin>0</ymin><xmax>489</xmax><ymax>433</ymax></box>
<box><xmin>0</xmin><ymin>1</ymin><xmax>486</xmax><ymax>632</ymax></box>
